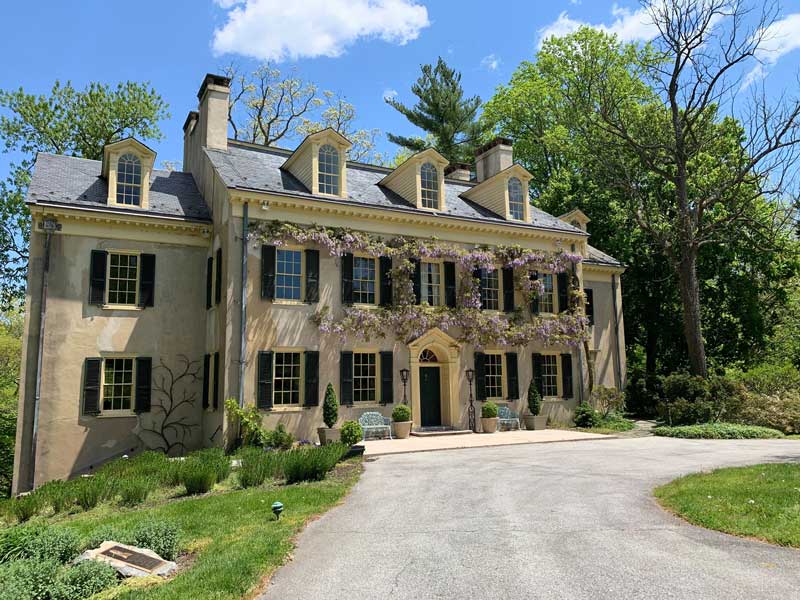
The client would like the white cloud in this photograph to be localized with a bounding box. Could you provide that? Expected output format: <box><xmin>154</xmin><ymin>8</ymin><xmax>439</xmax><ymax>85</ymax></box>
<box><xmin>538</xmin><ymin>3</ymin><xmax>659</xmax><ymax>48</ymax></box>
<box><xmin>382</xmin><ymin>88</ymin><xmax>398</xmax><ymax>101</ymax></box>
<box><xmin>740</xmin><ymin>13</ymin><xmax>800</xmax><ymax>89</ymax></box>
<box><xmin>212</xmin><ymin>0</ymin><xmax>430</xmax><ymax>61</ymax></box>
<box><xmin>480</xmin><ymin>53</ymin><xmax>501</xmax><ymax>71</ymax></box>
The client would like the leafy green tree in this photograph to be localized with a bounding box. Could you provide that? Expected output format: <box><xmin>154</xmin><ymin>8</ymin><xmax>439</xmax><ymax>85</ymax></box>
<box><xmin>0</xmin><ymin>309</ymin><xmax>23</xmax><ymax>496</ymax></box>
<box><xmin>0</xmin><ymin>80</ymin><xmax>169</xmax><ymax>305</ymax></box>
<box><xmin>386</xmin><ymin>57</ymin><xmax>488</xmax><ymax>163</ymax></box>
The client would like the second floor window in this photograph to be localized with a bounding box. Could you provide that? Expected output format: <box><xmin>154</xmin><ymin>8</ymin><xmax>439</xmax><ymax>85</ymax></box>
<box><xmin>273</xmin><ymin>352</ymin><xmax>301</xmax><ymax>405</ymax></box>
<box><xmin>353</xmin><ymin>256</ymin><xmax>376</xmax><ymax>304</ymax></box>
<box><xmin>421</xmin><ymin>262</ymin><xmax>441</xmax><ymax>305</ymax></box>
<box><xmin>117</xmin><ymin>154</ymin><xmax>142</xmax><ymax>206</ymax></box>
<box><xmin>420</xmin><ymin>162</ymin><xmax>439</xmax><ymax>209</ymax></box>
<box><xmin>107</xmin><ymin>252</ymin><xmax>139</xmax><ymax>306</ymax></box>
<box><xmin>318</xmin><ymin>144</ymin><xmax>339</xmax><ymax>195</ymax></box>
<box><xmin>353</xmin><ymin>352</ymin><xmax>377</xmax><ymax>403</ymax></box>
<box><xmin>508</xmin><ymin>177</ymin><xmax>525</xmax><ymax>220</ymax></box>
<box><xmin>276</xmin><ymin>249</ymin><xmax>302</xmax><ymax>300</ymax></box>
<box><xmin>540</xmin><ymin>273</ymin><xmax>555</xmax><ymax>313</ymax></box>
<box><xmin>480</xmin><ymin>269</ymin><xmax>500</xmax><ymax>311</ymax></box>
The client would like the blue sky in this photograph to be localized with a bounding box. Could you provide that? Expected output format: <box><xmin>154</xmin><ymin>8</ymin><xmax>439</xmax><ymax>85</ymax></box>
<box><xmin>1</xmin><ymin>0</ymin><xmax>799</xmax><ymax>172</ymax></box>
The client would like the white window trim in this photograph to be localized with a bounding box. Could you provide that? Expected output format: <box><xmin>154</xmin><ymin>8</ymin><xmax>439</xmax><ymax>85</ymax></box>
<box><xmin>274</xmin><ymin>245</ymin><xmax>306</xmax><ymax>304</ymax></box>
<box><xmin>420</xmin><ymin>260</ymin><xmax>444</xmax><ymax>307</ymax></box>
<box><xmin>480</xmin><ymin>267</ymin><xmax>502</xmax><ymax>313</ymax></box>
<box><xmin>271</xmin><ymin>348</ymin><xmax>305</xmax><ymax>410</ymax></box>
<box><xmin>97</xmin><ymin>354</ymin><xmax>137</xmax><ymax>418</ymax></box>
<box><xmin>104</xmin><ymin>249</ymin><xmax>142</xmax><ymax>310</ymax></box>
<box><xmin>539</xmin><ymin>352</ymin><xmax>563</xmax><ymax>400</ymax></box>
<box><xmin>483</xmin><ymin>351</ymin><xmax>506</xmax><ymax>402</ymax></box>
<box><xmin>538</xmin><ymin>272</ymin><xmax>558</xmax><ymax>316</ymax></box>
<box><xmin>352</xmin><ymin>253</ymin><xmax>379</xmax><ymax>307</ymax></box>
<box><xmin>351</xmin><ymin>348</ymin><xmax>382</xmax><ymax>406</ymax></box>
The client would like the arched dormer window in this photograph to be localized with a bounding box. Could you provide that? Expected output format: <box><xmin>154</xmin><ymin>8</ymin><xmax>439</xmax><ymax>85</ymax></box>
<box><xmin>508</xmin><ymin>176</ymin><xmax>525</xmax><ymax>220</ymax></box>
<box><xmin>420</xmin><ymin>162</ymin><xmax>439</xmax><ymax>209</ymax></box>
<box><xmin>117</xmin><ymin>153</ymin><xmax>142</xmax><ymax>206</ymax></box>
<box><xmin>318</xmin><ymin>144</ymin><xmax>340</xmax><ymax>196</ymax></box>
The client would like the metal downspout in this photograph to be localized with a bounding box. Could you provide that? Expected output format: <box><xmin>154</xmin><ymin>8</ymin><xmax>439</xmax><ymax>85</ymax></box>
<box><xmin>611</xmin><ymin>274</ymin><xmax>623</xmax><ymax>389</ymax></box>
<box><xmin>238</xmin><ymin>202</ymin><xmax>248</xmax><ymax>408</ymax></box>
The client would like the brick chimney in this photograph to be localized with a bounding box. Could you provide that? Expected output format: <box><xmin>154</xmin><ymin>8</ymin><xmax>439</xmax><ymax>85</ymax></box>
<box><xmin>475</xmin><ymin>137</ymin><xmax>513</xmax><ymax>182</ymax></box>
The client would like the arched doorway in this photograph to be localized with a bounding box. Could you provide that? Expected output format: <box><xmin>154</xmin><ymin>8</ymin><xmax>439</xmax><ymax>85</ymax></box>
<box><xmin>407</xmin><ymin>328</ymin><xmax>461</xmax><ymax>429</ymax></box>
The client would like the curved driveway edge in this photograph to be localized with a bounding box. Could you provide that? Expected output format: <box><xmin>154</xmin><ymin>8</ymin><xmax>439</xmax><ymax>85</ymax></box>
<box><xmin>259</xmin><ymin>437</ymin><xmax>800</xmax><ymax>600</ymax></box>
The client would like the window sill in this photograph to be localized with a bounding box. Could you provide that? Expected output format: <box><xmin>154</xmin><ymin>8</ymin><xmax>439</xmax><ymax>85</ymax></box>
<box><xmin>352</xmin><ymin>303</ymin><xmax>380</xmax><ymax>310</ymax></box>
<box><xmin>102</xmin><ymin>304</ymin><xmax>143</xmax><ymax>312</ymax></box>
<box><xmin>347</xmin><ymin>403</ymin><xmax>385</xmax><ymax>409</ymax></box>
<box><xmin>96</xmin><ymin>411</ymin><xmax>137</xmax><ymax>418</ymax></box>
<box><xmin>265</xmin><ymin>406</ymin><xmax>307</xmax><ymax>413</ymax></box>
<box><xmin>542</xmin><ymin>397</ymin><xmax>571</xmax><ymax>402</ymax></box>
<box><xmin>272</xmin><ymin>299</ymin><xmax>308</xmax><ymax>306</ymax></box>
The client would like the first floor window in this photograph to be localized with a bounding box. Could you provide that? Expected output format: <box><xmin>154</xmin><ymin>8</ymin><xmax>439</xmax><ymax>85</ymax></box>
<box><xmin>540</xmin><ymin>273</ymin><xmax>555</xmax><ymax>313</ymax></box>
<box><xmin>485</xmin><ymin>354</ymin><xmax>503</xmax><ymax>399</ymax></box>
<box><xmin>421</xmin><ymin>262</ymin><xmax>442</xmax><ymax>305</ymax></box>
<box><xmin>274</xmin><ymin>352</ymin><xmax>301</xmax><ymax>405</ymax></box>
<box><xmin>103</xmin><ymin>358</ymin><xmax>134</xmax><ymax>411</ymax></box>
<box><xmin>353</xmin><ymin>256</ymin><xmax>376</xmax><ymax>304</ymax></box>
<box><xmin>276</xmin><ymin>249</ymin><xmax>302</xmax><ymax>300</ymax></box>
<box><xmin>541</xmin><ymin>355</ymin><xmax>559</xmax><ymax>396</ymax></box>
<box><xmin>353</xmin><ymin>352</ymin><xmax>377</xmax><ymax>403</ymax></box>
<box><xmin>480</xmin><ymin>269</ymin><xmax>500</xmax><ymax>311</ymax></box>
<box><xmin>107</xmin><ymin>252</ymin><xmax>139</xmax><ymax>305</ymax></box>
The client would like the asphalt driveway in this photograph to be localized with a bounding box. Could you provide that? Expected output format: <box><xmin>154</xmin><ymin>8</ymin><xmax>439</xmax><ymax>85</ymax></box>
<box><xmin>259</xmin><ymin>437</ymin><xmax>800</xmax><ymax>600</ymax></box>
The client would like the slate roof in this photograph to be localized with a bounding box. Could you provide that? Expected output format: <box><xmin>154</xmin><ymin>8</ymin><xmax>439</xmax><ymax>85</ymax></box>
<box><xmin>205</xmin><ymin>142</ymin><xmax>587</xmax><ymax>236</ymax></box>
<box><xmin>26</xmin><ymin>153</ymin><xmax>211</xmax><ymax>222</ymax></box>
<box><xmin>585</xmin><ymin>245</ymin><xmax>623</xmax><ymax>267</ymax></box>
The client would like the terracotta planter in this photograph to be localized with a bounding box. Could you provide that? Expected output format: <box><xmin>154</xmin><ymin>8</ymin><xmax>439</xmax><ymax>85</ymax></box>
<box><xmin>524</xmin><ymin>415</ymin><xmax>548</xmax><ymax>430</ymax></box>
<box><xmin>317</xmin><ymin>427</ymin><xmax>340</xmax><ymax>445</ymax></box>
<box><xmin>393</xmin><ymin>421</ymin><xmax>412</xmax><ymax>439</ymax></box>
<box><xmin>481</xmin><ymin>417</ymin><xmax>498</xmax><ymax>433</ymax></box>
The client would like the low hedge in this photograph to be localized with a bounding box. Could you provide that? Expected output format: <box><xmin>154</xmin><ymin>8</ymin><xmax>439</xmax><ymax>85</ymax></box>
<box><xmin>652</xmin><ymin>423</ymin><xmax>785</xmax><ymax>439</ymax></box>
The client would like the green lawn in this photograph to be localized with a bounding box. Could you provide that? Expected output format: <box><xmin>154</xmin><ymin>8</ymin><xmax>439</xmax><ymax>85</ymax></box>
<box><xmin>654</xmin><ymin>463</ymin><xmax>800</xmax><ymax>547</ymax></box>
<box><xmin>52</xmin><ymin>460</ymin><xmax>361</xmax><ymax>600</ymax></box>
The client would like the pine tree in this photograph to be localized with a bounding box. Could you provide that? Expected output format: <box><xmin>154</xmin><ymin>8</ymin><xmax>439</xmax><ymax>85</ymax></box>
<box><xmin>386</xmin><ymin>57</ymin><xmax>487</xmax><ymax>163</ymax></box>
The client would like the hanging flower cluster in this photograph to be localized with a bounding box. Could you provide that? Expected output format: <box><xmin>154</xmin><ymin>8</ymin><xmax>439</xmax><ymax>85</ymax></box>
<box><xmin>251</xmin><ymin>221</ymin><xmax>589</xmax><ymax>348</ymax></box>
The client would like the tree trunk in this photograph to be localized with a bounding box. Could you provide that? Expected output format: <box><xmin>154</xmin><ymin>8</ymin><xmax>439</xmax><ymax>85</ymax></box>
<box><xmin>583</xmin><ymin>339</ymin><xmax>595</xmax><ymax>396</ymax></box>
<box><xmin>676</xmin><ymin>251</ymin><xmax>707</xmax><ymax>377</ymax></box>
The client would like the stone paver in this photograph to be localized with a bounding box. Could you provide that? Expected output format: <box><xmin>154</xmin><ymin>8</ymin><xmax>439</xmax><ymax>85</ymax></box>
<box><xmin>259</xmin><ymin>437</ymin><xmax>800</xmax><ymax>600</ymax></box>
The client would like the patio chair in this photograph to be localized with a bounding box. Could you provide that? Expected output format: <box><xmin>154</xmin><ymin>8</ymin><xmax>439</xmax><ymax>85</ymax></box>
<box><xmin>497</xmin><ymin>405</ymin><xmax>521</xmax><ymax>431</ymax></box>
<box><xmin>358</xmin><ymin>411</ymin><xmax>392</xmax><ymax>440</ymax></box>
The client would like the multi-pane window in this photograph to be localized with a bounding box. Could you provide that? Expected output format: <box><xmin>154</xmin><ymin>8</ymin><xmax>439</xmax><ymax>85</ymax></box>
<box><xmin>508</xmin><ymin>177</ymin><xmax>525</xmax><ymax>220</ymax></box>
<box><xmin>540</xmin><ymin>273</ymin><xmax>555</xmax><ymax>313</ymax></box>
<box><xmin>420</xmin><ymin>163</ymin><xmax>439</xmax><ymax>209</ymax></box>
<box><xmin>353</xmin><ymin>352</ymin><xmax>377</xmax><ymax>403</ymax></box>
<box><xmin>480</xmin><ymin>269</ymin><xmax>500</xmax><ymax>310</ymax></box>
<box><xmin>103</xmin><ymin>358</ymin><xmax>134</xmax><ymax>412</ymax></box>
<box><xmin>421</xmin><ymin>262</ymin><xmax>441</xmax><ymax>305</ymax></box>
<box><xmin>107</xmin><ymin>253</ymin><xmax>139</xmax><ymax>305</ymax></box>
<box><xmin>541</xmin><ymin>355</ymin><xmax>559</xmax><ymax>397</ymax></box>
<box><xmin>276</xmin><ymin>249</ymin><xmax>302</xmax><ymax>300</ymax></box>
<box><xmin>318</xmin><ymin>144</ymin><xmax>340</xmax><ymax>195</ymax></box>
<box><xmin>353</xmin><ymin>256</ymin><xmax>376</xmax><ymax>304</ymax></box>
<box><xmin>485</xmin><ymin>354</ymin><xmax>503</xmax><ymax>399</ymax></box>
<box><xmin>273</xmin><ymin>352</ymin><xmax>301</xmax><ymax>405</ymax></box>
<box><xmin>116</xmin><ymin>154</ymin><xmax>142</xmax><ymax>206</ymax></box>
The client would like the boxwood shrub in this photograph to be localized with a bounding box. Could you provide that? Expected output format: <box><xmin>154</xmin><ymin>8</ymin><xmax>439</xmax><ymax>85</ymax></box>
<box><xmin>652</xmin><ymin>423</ymin><xmax>785</xmax><ymax>439</ymax></box>
<box><xmin>481</xmin><ymin>401</ymin><xmax>498</xmax><ymax>419</ymax></box>
<box><xmin>392</xmin><ymin>404</ymin><xmax>411</xmax><ymax>422</ymax></box>
<box><xmin>340</xmin><ymin>421</ymin><xmax>362</xmax><ymax>446</ymax></box>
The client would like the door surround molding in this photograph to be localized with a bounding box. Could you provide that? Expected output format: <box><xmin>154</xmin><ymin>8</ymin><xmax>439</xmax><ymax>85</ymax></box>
<box><xmin>408</xmin><ymin>328</ymin><xmax>461</xmax><ymax>428</ymax></box>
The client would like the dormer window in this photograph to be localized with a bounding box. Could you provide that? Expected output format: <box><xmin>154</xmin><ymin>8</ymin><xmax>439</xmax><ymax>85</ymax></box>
<box><xmin>420</xmin><ymin>162</ymin><xmax>439</xmax><ymax>209</ymax></box>
<box><xmin>318</xmin><ymin>144</ymin><xmax>340</xmax><ymax>196</ymax></box>
<box><xmin>116</xmin><ymin>154</ymin><xmax>143</xmax><ymax>206</ymax></box>
<box><xmin>508</xmin><ymin>177</ymin><xmax>524</xmax><ymax>220</ymax></box>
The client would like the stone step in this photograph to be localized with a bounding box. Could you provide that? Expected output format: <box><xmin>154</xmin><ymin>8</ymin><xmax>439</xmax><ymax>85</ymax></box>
<box><xmin>411</xmin><ymin>428</ymin><xmax>473</xmax><ymax>437</ymax></box>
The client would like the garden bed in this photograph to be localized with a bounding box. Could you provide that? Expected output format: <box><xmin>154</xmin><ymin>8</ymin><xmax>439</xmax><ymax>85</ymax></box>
<box><xmin>652</xmin><ymin>423</ymin><xmax>785</xmax><ymax>439</ymax></box>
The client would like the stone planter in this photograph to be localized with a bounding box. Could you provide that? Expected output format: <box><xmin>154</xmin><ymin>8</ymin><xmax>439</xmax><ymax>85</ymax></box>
<box><xmin>317</xmin><ymin>427</ymin><xmax>340</xmax><ymax>445</ymax></box>
<box><xmin>481</xmin><ymin>417</ymin><xmax>498</xmax><ymax>433</ymax></box>
<box><xmin>393</xmin><ymin>421</ymin><xmax>412</xmax><ymax>439</ymax></box>
<box><xmin>524</xmin><ymin>415</ymin><xmax>548</xmax><ymax>430</ymax></box>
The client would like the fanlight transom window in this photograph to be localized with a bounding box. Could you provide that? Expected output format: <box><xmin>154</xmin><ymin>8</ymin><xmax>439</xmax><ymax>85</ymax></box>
<box><xmin>116</xmin><ymin>154</ymin><xmax>142</xmax><ymax>206</ymax></box>
<box><xmin>318</xmin><ymin>144</ymin><xmax>340</xmax><ymax>195</ymax></box>
<box><xmin>420</xmin><ymin>162</ymin><xmax>439</xmax><ymax>209</ymax></box>
<box><xmin>508</xmin><ymin>177</ymin><xmax>525</xmax><ymax>220</ymax></box>
<box><xmin>419</xmin><ymin>349</ymin><xmax>439</xmax><ymax>363</ymax></box>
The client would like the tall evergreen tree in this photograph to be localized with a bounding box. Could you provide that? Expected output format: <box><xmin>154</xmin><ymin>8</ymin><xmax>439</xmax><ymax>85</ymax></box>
<box><xmin>386</xmin><ymin>57</ymin><xmax>487</xmax><ymax>163</ymax></box>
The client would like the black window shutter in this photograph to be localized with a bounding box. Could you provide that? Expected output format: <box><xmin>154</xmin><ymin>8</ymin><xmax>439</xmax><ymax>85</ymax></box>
<box><xmin>411</xmin><ymin>258</ymin><xmax>421</xmax><ymax>305</ymax></box>
<box><xmin>215</xmin><ymin>248</ymin><xmax>223</xmax><ymax>305</ymax></box>
<box><xmin>530</xmin><ymin>271</ymin><xmax>540</xmax><ymax>315</ymax></box>
<box><xmin>305</xmin><ymin>249</ymin><xmax>320</xmax><ymax>303</ymax></box>
<box><xmin>89</xmin><ymin>250</ymin><xmax>107</xmax><ymax>305</ymax></box>
<box><xmin>475</xmin><ymin>269</ymin><xmax>486</xmax><ymax>309</ymax></box>
<box><xmin>212</xmin><ymin>352</ymin><xmax>220</xmax><ymax>409</ymax></box>
<box><xmin>380</xmin><ymin>351</ymin><xmax>394</xmax><ymax>404</ymax></box>
<box><xmin>206</xmin><ymin>257</ymin><xmax>214</xmax><ymax>309</ymax></box>
<box><xmin>202</xmin><ymin>354</ymin><xmax>210</xmax><ymax>409</ymax></box>
<box><xmin>261</xmin><ymin>245</ymin><xmax>276</xmax><ymax>300</ymax></box>
<box><xmin>304</xmin><ymin>351</ymin><xmax>320</xmax><ymax>406</ymax></box>
<box><xmin>138</xmin><ymin>254</ymin><xmax>156</xmax><ymax>307</ymax></box>
<box><xmin>444</xmin><ymin>261</ymin><xmax>457</xmax><ymax>307</ymax></box>
<box><xmin>502</xmin><ymin>267</ymin><xmax>515</xmax><ymax>313</ymax></box>
<box><xmin>585</xmin><ymin>288</ymin><xmax>594</xmax><ymax>325</ymax></box>
<box><xmin>561</xmin><ymin>353</ymin><xmax>573</xmax><ymax>398</ymax></box>
<box><xmin>474</xmin><ymin>352</ymin><xmax>487</xmax><ymax>401</ymax></box>
<box><xmin>505</xmin><ymin>352</ymin><xmax>519</xmax><ymax>400</ymax></box>
<box><xmin>379</xmin><ymin>256</ymin><xmax>393</xmax><ymax>306</ymax></box>
<box><xmin>532</xmin><ymin>353</ymin><xmax>544</xmax><ymax>396</ymax></box>
<box><xmin>82</xmin><ymin>358</ymin><xmax>102</xmax><ymax>415</ymax></box>
<box><xmin>557</xmin><ymin>272</ymin><xmax>569</xmax><ymax>313</ymax></box>
<box><xmin>341</xmin><ymin>254</ymin><xmax>354</xmax><ymax>304</ymax></box>
<box><xmin>257</xmin><ymin>351</ymin><xmax>273</xmax><ymax>409</ymax></box>
<box><xmin>340</xmin><ymin>351</ymin><xmax>353</xmax><ymax>405</ymax></box>
<box><xmin>134</xmin><ymin>357</ymin><xmax>152</xmax><ymax>413</ymax></box>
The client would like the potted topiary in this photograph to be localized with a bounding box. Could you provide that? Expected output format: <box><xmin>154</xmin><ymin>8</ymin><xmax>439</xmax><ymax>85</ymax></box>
<box><xmin>392</xmin><ymin>404</ymin><xmax>412</xmax><ymax>439</ymax></box>
<box><xmin>524</xmin><ymin>381</ymin><xmax>548</xmax><ymax>430</ymax></box>
<box><xmin>318</xmin><ymin>383</ymin><xmax>340</xmax><ymax>445</ymax></box>
<box><xmin>481</xmin><ymin>401</ymin><xmax>499</xmax><ymax>433</ymax></box>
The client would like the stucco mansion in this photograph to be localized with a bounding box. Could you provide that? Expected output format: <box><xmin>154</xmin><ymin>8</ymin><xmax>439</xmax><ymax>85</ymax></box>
<box><xmin>13</xmin><ymin>74</ymin><xmax>625</xmax><ymax>492</ymax></box>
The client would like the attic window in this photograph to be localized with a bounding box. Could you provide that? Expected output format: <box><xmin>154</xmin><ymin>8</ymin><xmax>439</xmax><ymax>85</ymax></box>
<box><xmin>116</xmin><ymin>154</ymin><xmax>142</xmax><ymax>206</ymax></box>
<box><xmin>420</xmin><ymin>163</ymin><xmax>439</xmax><ymax>209</ymax></box>
<box><xmin>508</xmin><ymin>177</ymin><xmax>525</xmax><ymax>220</ymax></box>
<box><xmin>318</xmin><ymin>144</ymin><xmax>340</xmax><ymax>196</ymax></box>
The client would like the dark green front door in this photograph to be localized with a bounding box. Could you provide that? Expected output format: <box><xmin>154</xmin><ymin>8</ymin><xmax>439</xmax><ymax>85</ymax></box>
<box><xmin>419</xmin><ymin>366</ymin><xmax>441</xmax><ymax>427</ymax></box>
